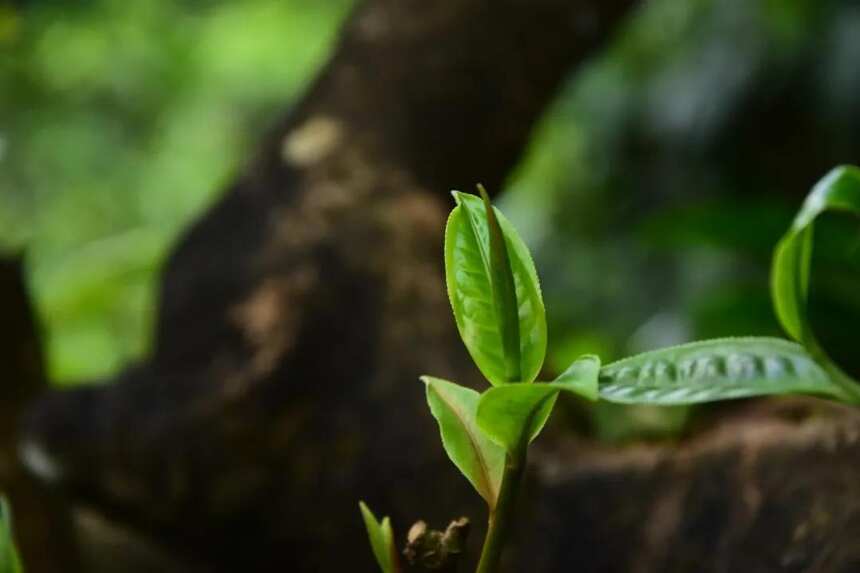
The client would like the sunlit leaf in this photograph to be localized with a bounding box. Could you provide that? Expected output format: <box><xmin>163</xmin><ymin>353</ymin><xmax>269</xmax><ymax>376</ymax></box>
<box><xmin>476</xmin><ymin>355</ymin><xmax>600</xmax><ymax>454</ymax></box>
<box><xmin>598</xmin><ymin>337</ymin><xmax>846</xmax><ymax>404</ymax></box>
<box><xmin>359</xmin><ymin>501</ymin><xmax>397</xmax><ymax>573</ymax></box>
<box><xmin>422</xmin><ymin>377</ymin><xmax>505</xmax><ymax>507</ymax></box>
<box><xmin>445</xmin><ymin>190</ymin><xmax>546</xmax><ymax>386</ymax></box>
<box><xmin>0</xmin><ymin>497</ymin><xmax>23</xmax><ymax>573</ymax></box>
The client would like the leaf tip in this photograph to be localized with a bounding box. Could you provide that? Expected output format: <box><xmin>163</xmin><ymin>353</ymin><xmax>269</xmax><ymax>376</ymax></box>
<box><xmin>359</xmin><ymin>500</ymin><xmax>372</xmax><ymax>517</ymax></box>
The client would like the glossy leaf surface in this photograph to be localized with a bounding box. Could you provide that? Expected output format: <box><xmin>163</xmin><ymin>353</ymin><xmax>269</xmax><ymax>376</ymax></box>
<box><xmin>598</xmin><ymin>337</ymin><xmax>845</xmax><ymax>404</ymax></box>
<box><xmin>772</xmin><ymin>165</ymin><xmax>860</xmax><ymax>346</ymax></box>
<box><xmin>0</xmin><ymin>498</ymin><xmax>22</xmax><ymax>573</ymax></box>
<box><xmin>476</xmin><ymin>355</ymin><xmax>600</xmax><ymax>454</ymax></box>
<box><xmin>479</xmin><ymin>185</ymin><xmax>522</xmax><ymax>382</ymax></box>
<box><xmin>423</xmin><ymin>377</ymin><xmax>505</xmax><ymax>507</ymax></box>
<box><xmin>445</xmin><ymin>191</ymin><xmax>546</xmax><ymax>385</ymax></box>
<box><xmin>359</xmin><ymin>501</ymin><xmax>397</xmax><ymax>573</ymax></box>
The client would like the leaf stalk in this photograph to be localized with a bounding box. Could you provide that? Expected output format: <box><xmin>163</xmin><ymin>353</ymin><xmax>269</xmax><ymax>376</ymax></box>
<box><xmin>474</xmin><ymin>451</ymin><xmax>526</xmax><ymax>573</ymax></box>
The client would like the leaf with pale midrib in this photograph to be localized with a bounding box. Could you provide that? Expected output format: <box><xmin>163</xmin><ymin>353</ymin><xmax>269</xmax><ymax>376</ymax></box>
<box><xmin>422</xmin><ymin>377</ymin><xmax>505</xmax><ymax>507</ymax></box>
<box><xmin>597</xmin><ymin>337</ymin><xmax>846</xmax><ymax>404</ymax></box>
<box><xmin>479</xmin><ymin>184</ymin><xmax>521</xmax><ymax>382</ymax></box>
<box><xmin>445</xmin><ymin>190</ymin><xmax>546</xmax><ymax>386</ymax></box>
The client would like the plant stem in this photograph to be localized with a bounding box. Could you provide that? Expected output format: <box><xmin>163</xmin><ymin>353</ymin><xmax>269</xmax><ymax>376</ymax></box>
<box><xmin>475</xmin><ymin>451</ymin><xmax>526</xmax><ymax>573</ymax></box>
<box><xmin>822</xmin><ymin>358</ymin><xmax>860</xmax><ymax>405</ymax></box>
<box><xmin>808</xmin><ymin>340</ymin><xmax>860</xmax><ymax>405</ymax></box>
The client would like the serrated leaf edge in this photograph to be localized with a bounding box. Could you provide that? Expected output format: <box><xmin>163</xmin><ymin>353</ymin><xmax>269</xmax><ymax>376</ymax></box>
<box><xmin>422</xmin><ymin>377</ymin><xmax>501</xmax><ymax>506</ymax></box>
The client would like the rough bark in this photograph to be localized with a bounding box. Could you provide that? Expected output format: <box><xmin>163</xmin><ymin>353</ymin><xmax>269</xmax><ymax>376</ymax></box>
<box><xmin>18</xmin><ymin>0</ymin><xmax>638</xmax><ymax>570</ymax></box>
<box><xmin>522</xmin><ymin>398</ymin><xmax>860</xmax><ymax>573</ymax></box>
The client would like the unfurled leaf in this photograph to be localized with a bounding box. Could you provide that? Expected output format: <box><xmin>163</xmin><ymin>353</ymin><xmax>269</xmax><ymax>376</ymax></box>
<box><xmin>359</xmin><ymin>501</ymin><xmax>398</xmax><ymax>573</ymax></box>
<box><xmin>445</xmin><ymin>190</ymin><xmax>546</xmax><ymax>386</ymax></box>
<box><xmin>772</xmin><ymin>165</ymin><xmax>860</xmax><ymax>347</ymax></box>
<box><xmin>0</xmin><ymin>498</ymin><xmax>22</xmax><ymax>573</ymax></box>
<box><xmin>476</xmin><ymin>355</ymin><xmax>601</xmax><ymax>454</ymax></box>
<box><xmin>598</xmin><ymin>337</ymin><xmax>846</xmax><ymax>404</ymax></box>
<box><xmin>422</xmin><ymin>377</ymin><xmax>505</xmax><ymax>507</ymax></box>
<box><xmin>770</xmin><ymin>165</ymin><xmax>860</xmax><ymax>402</ymax></box>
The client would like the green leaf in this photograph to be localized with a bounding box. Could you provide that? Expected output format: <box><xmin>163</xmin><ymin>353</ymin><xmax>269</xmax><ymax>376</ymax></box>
<box><xmin>598</xmin><ymin>337</ymin><xmax>847</xmax><ymax>405</ymax></box>
<box><xmin>553</xmin><ymin>353</ymin><xmax>601</xmax><ymax>401</ymax></box>
<box><xmin>770</xmin><ymin>165</ymin><xmax>860</xmax><ymax>402</ymax></box>
<box><xmin>0</xmin><ymin>498</ymin><xmax>23</xmax><ymax>573</ymax></box>
<box><xmin>359</xmin><ymin>501</ymin><xmax>397</xmax><ymax>573</ymax></box>
<box><xmin>476</xmin><ymin>386</ymin><xmax>558</xmax><ymax>455</ymax></box>
<box><xmin>422</xmin><ymin>376</ymin><xmax>505</xmax><ymax>507</ymax></box>
<box><xmin>445</xmin><ymin>190</ymin><xmax>546</xmax><ymax>385</ymax></box>
<box><xmin>479</xmin><ymin>185</ymin><xmax>522</xmax><ymax>383</ymax></box>
<box><xmin>772</xmin><ymin>165</ymin><xmax>860</xmax><ymax>346</ymax></box>
<box><xmin>476</xmin><ymin>355</ymin><xmax>601</xmax><ymax>454</ymax></box>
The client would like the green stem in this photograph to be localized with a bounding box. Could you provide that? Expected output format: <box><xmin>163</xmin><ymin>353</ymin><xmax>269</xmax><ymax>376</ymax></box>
<box><xmin>475</xmin><ymin>451</ymin><xmax>526</xmax><ymax>573</ymax></box>
<box><xmin>808</xmin><ymin>339</ymin><xmax>860</xmax><ymax>405</ymax></box>
<box><xmin>822</xmin><ymin>357</ymin><xmax>860</xmax><ymax>405</ymax></box>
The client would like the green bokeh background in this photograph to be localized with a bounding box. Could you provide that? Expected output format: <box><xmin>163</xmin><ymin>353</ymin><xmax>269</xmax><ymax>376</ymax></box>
<box><xmin>1</xmin><ymin>0</ymin><xmax>352</xmax><ymax>382</ymax></box>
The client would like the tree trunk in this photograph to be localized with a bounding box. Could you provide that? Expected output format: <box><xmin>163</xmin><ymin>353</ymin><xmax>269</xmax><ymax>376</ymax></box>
<box><xmin>523</xmin><ymin>398</ymin><xmax>860</xmax><ymax>573</ymax></box>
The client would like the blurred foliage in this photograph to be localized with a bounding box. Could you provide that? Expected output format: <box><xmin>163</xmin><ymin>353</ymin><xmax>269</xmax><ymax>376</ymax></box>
<box><xmin>0</xmin><ymin>0</ymin><xmax>352</xmax><ymax>383</ymax></box>
<box><xmin>1</xmin><ymin>0</ymin><xmax>859</xmax><ymax>449</ymax></box>
<box><xmin>504</xmin><ymin>0</ymin><xmax>860</xmax><ymax>440</ymax></box>
<box><xmin>0</xmin><ymin>497</ymin><xmax>21</xmax><ymax>573</ymax></box>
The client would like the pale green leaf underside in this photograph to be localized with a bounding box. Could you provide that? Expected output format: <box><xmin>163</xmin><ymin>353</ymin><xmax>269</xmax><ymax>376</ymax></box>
<box><xmin>598</xmin><ymin>337</ymin><xmax>845</xmax><ymax>404</ymax></box>
<box><xmin>445</xmin><ymin>192</ymin><xmax>546</xmax><ymax>386</ymax></box>
<box><xmin>423</xmin><ymin>377</ymin><xmax>505</xmax><ymax>507</ymax></box>
<box><xmin>359</xmin><ymin>501</ymin><xmax>395</xmax><ymax>573</ymax></box>
<box><xmin>0</xmin><ymin>498</ymin><xmax>22</xmax><ymax>573</ymax></box>
<box><xmin>772</xmin><ymin>165</ymin><xmax>860</xmax><ymax>347</ymax></box>
<box><xmin>476</xmin><ymin>355</ymin><xmax>601</xmax><ymax>454</ymax></box>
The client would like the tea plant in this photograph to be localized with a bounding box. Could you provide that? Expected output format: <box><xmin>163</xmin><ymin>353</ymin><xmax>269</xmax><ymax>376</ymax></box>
<box><xmin>360</xmin><ymin>166</ymin><xmax>860</xmax><ymax>573</ymax></box>
<box><xmin>1</xmin><ymin>169</ymin><xmax>857</xmax><ymax>573</ymax></box>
